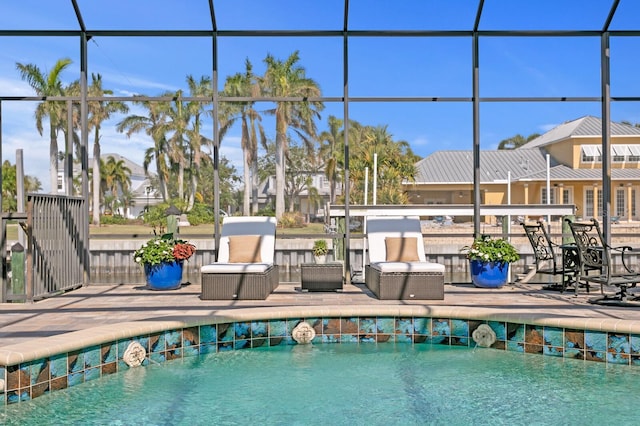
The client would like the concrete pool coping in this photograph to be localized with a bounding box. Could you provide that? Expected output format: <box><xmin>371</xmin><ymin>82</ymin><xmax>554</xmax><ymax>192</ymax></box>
<box><xmin>3</xmin><ymin>280</ymin><xmax>640</xmax><ymax>366</ymax></box>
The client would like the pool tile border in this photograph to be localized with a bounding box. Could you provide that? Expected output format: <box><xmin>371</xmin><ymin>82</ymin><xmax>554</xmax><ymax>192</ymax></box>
<box><xmin>3</xmin><ymin>305</ymin><xmax>640</xmax><ymax>405</ymax></box>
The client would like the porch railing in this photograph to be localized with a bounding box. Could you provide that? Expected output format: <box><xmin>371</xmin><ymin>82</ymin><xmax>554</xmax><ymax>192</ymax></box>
<box><xmin>1</xmin><ymin>194</ymin><xmax>89</xmax><ymax>302</ymax></box>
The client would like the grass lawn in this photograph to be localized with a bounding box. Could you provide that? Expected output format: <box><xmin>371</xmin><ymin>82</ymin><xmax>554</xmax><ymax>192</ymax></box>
<box><xmin>87</xmin><ymin>221</ymin><xmax>328</xmax><ymax>237</ymax></box>
<box><xmin>4</xmin><ymin>221</ymin><xmax>333</xmax><ymax>241</ymax></box>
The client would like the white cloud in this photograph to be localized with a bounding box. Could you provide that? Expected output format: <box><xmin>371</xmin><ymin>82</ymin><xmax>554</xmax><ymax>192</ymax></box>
<box><xmin>105</xmin><ymin>73</ymin><xmax>178</xmax><ymax>94</ymax></box>
<box><xmin>218</xmin><ymin>135</ymin><xmax>244</xmax><ymax>174</ymax></box>
<box><xmin>411</xmin><ymin>135</ymin><xmax>430</xmax><ymax>147</ymax></box>
<box><xmin>3</xmin><ymin>131</ymin><xmax>52</xmax><ymax>192</ymax></box>
<box><xmin>0</xmin><ymin>76</ymin><xmax>33</xmax><ymax>96</ymax></box>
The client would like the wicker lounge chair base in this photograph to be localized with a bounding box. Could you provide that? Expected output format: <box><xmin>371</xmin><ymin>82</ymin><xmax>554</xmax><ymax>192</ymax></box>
<box><xmin>201</xmin><ymin>266</ymin><xmax>278</xmax><ymax>300</ymax></box>
<box><xmin>365</xmin><ymin>265</ymin><xmax>444</xmax><ymax>300</ymax></box>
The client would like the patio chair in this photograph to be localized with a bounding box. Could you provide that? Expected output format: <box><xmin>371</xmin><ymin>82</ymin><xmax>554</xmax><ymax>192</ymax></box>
<box><xmin>200</xmin><ymin>216</ymin><xmax>278</xmax><ymax>300</ymax></box>
<box><xmin>565</xmin><ymin>217</ymin><xmax>640</xmax><ymax>304</ymax></box>
<box><xmin>521</xmin><ymin>220</ymin><xmax>583</xmax><ymax>293</ymax></box>
<box><xmin>364</xmin><ymin>215</ymin><xmax>445</xmax><ymax>300</ymax></box>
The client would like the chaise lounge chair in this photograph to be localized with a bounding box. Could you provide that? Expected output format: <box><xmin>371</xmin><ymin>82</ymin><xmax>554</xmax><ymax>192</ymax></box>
<box><xmin>200</xmin><ymin>216</ymin><xmax>278</xmax><ymax>300</ymax></box>
<box><xmin>364</xmin><ymin>215</ymin><xmax>445</xmax><ymax>300</ymax></box>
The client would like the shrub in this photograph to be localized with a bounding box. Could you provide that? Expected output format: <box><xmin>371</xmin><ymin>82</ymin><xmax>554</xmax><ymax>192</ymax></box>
<box><xmin>100</xmin><ymin>214</ymin><xmax>128</xmax><ymax>225</ymax></box>
<box><xmin>279</xmin><ymin>212</ymin><xmax>306</xmax><ymax>228</ymax></box>
<box><xmin>256</xmin><ymin>206</ymin><xmax>275</xmax><ymax>217</ymax></box>
<box><xmin>187</xmin><ymin>203</ymin><xmax>215</xmax><ymax>225</ymax></box>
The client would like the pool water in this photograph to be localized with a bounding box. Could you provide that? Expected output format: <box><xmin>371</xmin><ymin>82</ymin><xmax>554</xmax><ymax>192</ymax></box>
<box><xmin>2</xmin><ymin>344</ymin><xmax>639</xmax><ymax>425</ymax></box>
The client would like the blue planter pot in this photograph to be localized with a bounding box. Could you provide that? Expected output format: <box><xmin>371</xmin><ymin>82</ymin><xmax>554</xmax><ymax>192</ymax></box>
<box><xmin>470</xmin><ymin>260</ymin><xmax>509</xmax><ymax>288</ymax></box>
<box><xmin>144</xmin><ymin>261</ymin><xmax>184</xmax><ymax>290</ymax></box>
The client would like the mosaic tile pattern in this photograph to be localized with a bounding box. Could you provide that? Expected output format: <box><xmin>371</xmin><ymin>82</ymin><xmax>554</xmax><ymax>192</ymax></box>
<box><xmin>4</xmin><ymin>315</ymin><xmax>640</xmax><ymax>405</ymax></box>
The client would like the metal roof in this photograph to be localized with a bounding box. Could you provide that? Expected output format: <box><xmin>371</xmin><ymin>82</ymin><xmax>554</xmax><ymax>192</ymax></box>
<box><xmin>520</xmin><ymin>116</ymin><xmax>640</xmax><ymax>149</ymax></box>
<box><xmin>523</xmin><ymin>165</ymin><xmax>640</xmax><ymax>181</ymax></box>
<box><xmin>414</xmin><ymin>148</ymin><xmax>556</xmax><ymax>184</ymax></box>
<box><xmin>414</xmin><ymin>115</ymin><xmax>640</xmax><ymax>184</ymax></box>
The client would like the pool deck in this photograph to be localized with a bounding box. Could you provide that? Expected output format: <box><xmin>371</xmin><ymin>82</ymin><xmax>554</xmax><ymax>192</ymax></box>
<box><xmin>3</xmin><ymin>279</ymin><xmax>640</xmax><ymax>357</ymax></box>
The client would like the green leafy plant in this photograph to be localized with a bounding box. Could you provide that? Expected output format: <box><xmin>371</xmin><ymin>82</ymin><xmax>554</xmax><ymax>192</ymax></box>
<box><xmin>279</xmin><ymin>212</ymin><xmax>306</xmax><ymax>228</ymax></box>
<box><xmin>312</xmin><ymin>239</ymin><xmax>329</xmax><ymax>256</ymax></box>
<box><xmin>133</xmin><ymin>233</ymin><xmax>196</xmax><ymax>266</ymax></box>
<box><xmin>461</xmin><ymin>234</ymin><xmax>520</xmax><ymax>264</ymax></box>
<box><xmin>186</xmin><ymin>202</ymin><xmax>215</xmax><ymax>226</ymax></box>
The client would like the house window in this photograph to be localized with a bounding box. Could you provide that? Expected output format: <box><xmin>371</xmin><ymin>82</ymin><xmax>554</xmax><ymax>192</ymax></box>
<box><xmin>633</xmin><ymin>189</ymin><xmax>637</xmax><ymax>217</ymax></box>
<box><xmin>579</xmin><ymin>145</ymin><xmax>640</xmax><ymax>163</ymax></box>
<box><xmin>585</xmin><ymin>189</ymin><xmax>602</xmax><ymax>217</ymax></box>
<box><xmin>628</xmin><ymin>145</ymin><xmax>640</xmax><ymax>162</ymax></box>
<box><xmin>585</xmin><ymin>190</ymin><xmax>594</xmax><ymax>217</ymax></box>
<box><xmin>581</xmin><ymin>145</ymin><xmax>601</xmax><ymax>163</ymax></box>
<box><xmin>321</xmin><ymin>176</ymin><xmax>329</xmax><ymax>188</ymax></box>
<box><xmin>597</xmin><ymin>190</ymin><xmax>603</xmax><ymax>217</ymax></box>
<box><xmin>57</xmin><ymin>176</ymin><xmax>64</xmax><ymax>192</ymax></box>
<box><xmin>541</xmin><ymin>187</ymin><xmax>555</xmax><ymax>204</ymax></box>
<box><xmin>612</xmin><ymin>145</ymin><xmax>628</xmax><ymax>163</ymax></box>
<box><xmin>561</xmin><ymin>187</ymin><xmax>572</xmax><ymax>204</ymax></box>
<box><xmin>616</xmin><ymin>188</ymin><xmax>626</xmax><ymax>217</ymax></box>
<box><xmin>542</xmin><ymin>187</ymin><xmax>572</xmax><ymax>205</ymax></box>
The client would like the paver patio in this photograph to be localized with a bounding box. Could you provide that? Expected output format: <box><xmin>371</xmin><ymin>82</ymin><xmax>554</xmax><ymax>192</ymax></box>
<box><xmin>2</xmin><ymin>280</ymin><xmax>640</xmax><ymax>350</ymax></box>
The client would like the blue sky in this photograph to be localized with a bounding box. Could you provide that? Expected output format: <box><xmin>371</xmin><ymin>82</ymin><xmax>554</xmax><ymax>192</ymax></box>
<box><xmin>1</xmin><ymin>0</ymin><xmax>639</xmax><ymax>192</ymax></box>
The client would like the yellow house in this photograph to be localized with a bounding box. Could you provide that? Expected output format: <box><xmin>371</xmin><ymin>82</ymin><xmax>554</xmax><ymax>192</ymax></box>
<box><xmin>407</xmin><ymin>116</ymin><xmax>640</xmax><ymax>221</ymax></box>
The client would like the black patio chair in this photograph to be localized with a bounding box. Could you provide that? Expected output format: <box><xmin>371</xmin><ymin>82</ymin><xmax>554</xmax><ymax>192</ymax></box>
<box><xmin>565</xmin><ymin>217</ymin><xmax>640</xmax><ymax>304</ymax></box>
<box><xmin>521</xmin><ymin>220</ymin><xmax>582</xmax><ymax>293</ymax></box>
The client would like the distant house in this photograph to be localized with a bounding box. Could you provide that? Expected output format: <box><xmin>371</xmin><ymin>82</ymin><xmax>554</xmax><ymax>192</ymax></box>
<box><xmin>406</xmin><ymin>116</ymin><xmax>640</xmax><ymax>221</ymax></box>
<box><xmin>57</xmin><ymin>153</ymin><xmax>160</xmax><ymax>219</ymax></box>
<box><xmin>258</xmin><ymin>172</ymin><xmax>338</xmax><ymax>220</ymax></box>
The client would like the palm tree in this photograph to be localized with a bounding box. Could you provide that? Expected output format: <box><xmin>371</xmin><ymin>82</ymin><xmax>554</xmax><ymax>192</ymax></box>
<box><xmin>70</xmin><ymin>73</ymin><xmax>129</xmax><ymax>224</ymax></box>
<box><xmin>159</xmin><ymin>90</ymin><xmax>190</xmax><ymax>202</ymax></box>
<box><xmin>306</xmin><ymin>186</ymin><xmax>322</xmax><ymax>222</ymax></box>
<box><xmin>318</xmin><ymin>115</ymin><xmax>344</xmax><ymax>204</ymax></box>
<box><xmin>220</xmin><ymin>59</ymin><xmax>263</xmax><ymax>215</ymax></box>
<box><xmin>116</xmin><ymin>98</ymin><xmax>171</xmax><ymax>201</ymax></box>
<box><xmin>119</xmin><ymin>189</ymin><xmax>135</xmax><ymax>218</ymax></box>
<box><xmin>16</xmin><ymin>58</ymin><xmax>72</xmax><ymax>193</ymax></box>
<box><xmin>25</xmin><ymin>175</ymin><xmax>43</xmax><ymax>193</ymax></box>
<box><xmin>349</xmin><ymin>123</ymin><xmax>418</xmax><ymax>204</ymax></box>
<box><xmin>497</xmin><ymin>133</ymin><xmax>540</xmax><ymax>150</ymax></box>
<box><xmin>101</xmin><ymin>156</ymin><xmax>131</xmax><ymax>214</ymax></box>
<box><xmin>260</xmin><ymin>51</ymin><xmax>324</xmax><ymax>219</ymax></box>
<box><xmin>185</xmin><ymin>75</ymin><xmax>213</xmax><ymax>211</ymax></box>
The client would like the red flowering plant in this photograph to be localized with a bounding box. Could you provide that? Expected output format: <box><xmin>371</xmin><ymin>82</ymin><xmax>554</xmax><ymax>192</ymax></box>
<box><xmin>133</xmin><ymin>233</ymin><xmax>196</xmax><ymax>266</ymax></box>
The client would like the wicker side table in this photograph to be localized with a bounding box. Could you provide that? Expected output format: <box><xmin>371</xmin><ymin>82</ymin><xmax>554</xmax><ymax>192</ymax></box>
<box><xmin>301</xmin><ymin>263</ymin><xmax>344</xmax><ymax>291</ymax></box>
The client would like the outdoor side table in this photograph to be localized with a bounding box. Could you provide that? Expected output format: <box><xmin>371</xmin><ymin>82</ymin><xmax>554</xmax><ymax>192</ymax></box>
<box><xmin>301</xmin><ymin>263</ymin><xmax>344</xmax><ymax>292</ymax></box>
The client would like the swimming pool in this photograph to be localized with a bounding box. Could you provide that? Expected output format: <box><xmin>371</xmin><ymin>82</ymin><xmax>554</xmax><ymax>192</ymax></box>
<box><xmin>2</xmin><ymin>306</ymin><xmax>640</xmax><ymax>411</ymax></box>
<box><xmin>1</xmin><ymin>343</ymin><xmax>639</xmax><ymax>424</ymax></box>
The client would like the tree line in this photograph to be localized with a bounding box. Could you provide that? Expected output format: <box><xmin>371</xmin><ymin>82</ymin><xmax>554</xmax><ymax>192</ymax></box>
<box><xmin>13</xmin><ymin>52</ymin><xmax>421</xmax><ymax>223</ymax></box>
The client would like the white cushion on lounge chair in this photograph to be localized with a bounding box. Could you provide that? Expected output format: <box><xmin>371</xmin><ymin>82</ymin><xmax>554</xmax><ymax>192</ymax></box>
<box><xmin>217</xmin><ymin>216</ymin><xmax>276</xmax><ymax>264</ymax></box>
<box><xmin>201</xmin><ymin>216</ymin><xmax>277</xmax><ymax>273</ymax></box>
<box><xmin>369</xmin><ymin>261</ymin><xmax>445</xmax><ymax>274</ymax></box>
<box><xmin>200</xmin><ymin>263</ymin><xmax>272</xmax><ymax>274</ymax></box>
<box><xmin>366</xmin><ymin>216</ymin><xmax>427</xmax><ymax>263</ymax></box>
<box><xmin>364</xmin><ymin>216</ymin><xmax>445</xmax><ymax>300</ymax></box>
